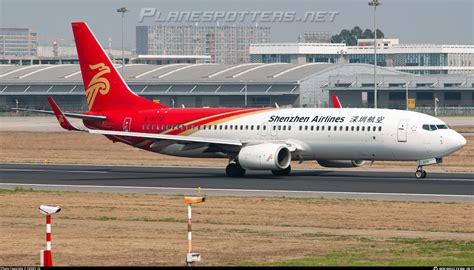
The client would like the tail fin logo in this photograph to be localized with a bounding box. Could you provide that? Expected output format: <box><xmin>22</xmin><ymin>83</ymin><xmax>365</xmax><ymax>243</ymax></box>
<box><xmin>86</xmin><ymin>63</ymin><xmax>111</xmax><ymax>110</ymax></box>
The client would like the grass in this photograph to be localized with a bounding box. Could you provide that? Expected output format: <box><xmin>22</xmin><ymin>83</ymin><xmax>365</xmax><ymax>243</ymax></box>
<box><xmin>0</xmin><ymin>187</ymin><xmax>46</xmax><ymax>194</ymax></box>
<box><xmin>245</xmin><ymin>238</ymin><xmax>474</xmax><ymax>266</ymax></box>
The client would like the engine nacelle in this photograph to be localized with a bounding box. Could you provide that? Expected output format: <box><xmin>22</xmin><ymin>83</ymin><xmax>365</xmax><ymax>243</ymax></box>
<box><xmin>317</xmin><ymin>160</ymin><xmax>365</xmax><ymax>168</ymax></box>
<box><xmin>238</xmin><ymin>143</ymin><xmax>291</xmax><ymax>170</ymax></box>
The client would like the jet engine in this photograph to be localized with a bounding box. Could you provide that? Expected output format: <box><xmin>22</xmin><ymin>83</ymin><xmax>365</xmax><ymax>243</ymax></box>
<box><xmin>317</xmin><ymin>160</ymin><xmax>365</xmax><ymax>168</ymax></box>
<box><xmin>238</xmin><ymin>143</ymin><xmax>291</xmax><ymax>170</ymax></box>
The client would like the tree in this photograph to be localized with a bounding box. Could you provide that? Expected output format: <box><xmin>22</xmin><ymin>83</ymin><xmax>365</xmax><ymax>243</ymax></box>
<box><xmin>331</xmin><ymin>26</ymin><xmax>385</xmax><ymax>45</ymax></box>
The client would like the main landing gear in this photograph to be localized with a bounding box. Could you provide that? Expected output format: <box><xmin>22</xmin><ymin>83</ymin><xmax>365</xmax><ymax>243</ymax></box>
<box><xmin>272</xmin><ymin>165</ymin><xmax>292</xmax><ymax>176</ymax></box>
<box><xmin>226</xmin><ymin>162</ymin><xmax>246</xmax><ymax>177</ymax></box>
<box><xmin>415</xmin><ymin>166</ymin><xmax>427</xmax><ymax>179</ymax></box>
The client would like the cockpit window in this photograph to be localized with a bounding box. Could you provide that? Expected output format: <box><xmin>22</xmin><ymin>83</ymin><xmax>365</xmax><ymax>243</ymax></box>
<box><xmin>423</xmin><ymin>124</ymin><xmax>448</xmax><ymax>131</ymax></box>
<box><xmin>436</xmin><ymin>124</ymin><xmax>448</xmax><ymax>129</ymax></box>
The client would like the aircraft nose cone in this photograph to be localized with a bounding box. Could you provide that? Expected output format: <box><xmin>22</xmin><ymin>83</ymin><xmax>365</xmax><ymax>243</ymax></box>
<box><xmin>452</xmin><ymin>132</ymin><xmax>467</xmax><ymax>151</ymax></box>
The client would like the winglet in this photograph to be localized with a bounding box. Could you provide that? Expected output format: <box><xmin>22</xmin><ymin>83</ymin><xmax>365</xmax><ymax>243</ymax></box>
<box><xmin>331</xmin><ymin>95</ymin><xmax>342</xmax><ymax>108</ymax></box>
<box><xmin>47</xmin><ymin>96</ymin><xmax>83</xmax><ymax>131</ymax></box>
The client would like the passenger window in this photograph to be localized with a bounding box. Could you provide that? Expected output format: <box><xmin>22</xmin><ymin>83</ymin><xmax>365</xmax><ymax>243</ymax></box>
<box><xmin>224</xmin><ymin>125</ymin><xmax>228</xmax><ymax>130</ymax></box>
<box><xmin>356</xmin><ymin>126</ymin><xmax>360</xmax><ymax>131</ymax></box>
<box><xmin>362</xmin><ymin>126</ymin><xmax>365</xmax><ymax>131</ymax></box>
<box><xmin>240</xmin><ymin>125</ymin><xmax>244</xmax><ymax>130</ymax></box>
<box><xmin>345</xmin><ymin>126</ymin><xmax>349</xmax><ymax>131</ymax></box>
<box><xmin>299</xmin><ymin>126</ymin><xmax>302</xmax><ymax>131</ymax></box>
<box><xmin>256</xmin><ymin>125</ymin><xmax>260</xmax><ymax>130</ymax></box>
<box><xmin>245</xmin><ymin>125</ymin><xmax>248</xmax><ymax>130</ymax></box>
<box><xmin>219</xmin><ymin>125</ymin><xmax>222</xmax><ymax>130</ymax></box>
<box><xmin>351</xmin><ymin>126</ymin><xmax>354</xmax><ymax>131</ymax></box>
<box><xmin>283</xmin><ymin>126</ymin><xmax>286</xmax><ymax>131</ymax></box>
<box><xmin>322</xmin><ymin>126</ymin><xmax>325</xmax><ymax>131</ymax></box>
<box><xmin>288</xmin><ymin>126</ymin><xmax>291</xmax><ymax>131</ymax></box>
<box><xmin>328</xmin><ymin>126</ymin><xmax>331</xmax><ymax>131</ymax></box>
<box><xmin>263</xmin><ymin>125</ymin><xmax>266</xmax><ymax>130</ymax></box>
<box><xmin>316</xmin><ymin>126</ymin><xmax>320</xmax><ymax>131</ymax></box>
<box><xmin>251</xmin><ymin>125</ymin><xmax>254</xmax><ymax>130</ymax></box>
<box><xmin>340</xmin><ymin>126</ymin><xmax>343</xmax><ymax>131</ymax></box>
<box><xmin>273</xmin><ymin>125</ymin><xmax>276</xmax><ymax>130</ymax></box>
<box><xmin>142</xmin><ymin>124</ymin><xmax>145</xmax><ymax>130</ymax></box>
<box><xmin>378</xmin><ymin>126</ymin><xmax>382</xmax><ymax>132</ymax></box>
<box><xmin>310</xmin><ymin>126</ymin><xmax>314</xmax><ymax>131</ymax></box>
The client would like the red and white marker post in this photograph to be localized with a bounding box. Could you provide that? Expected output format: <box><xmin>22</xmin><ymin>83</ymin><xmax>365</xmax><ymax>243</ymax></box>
<box><xmin>183</xmin><ymin>197</ymin><xmax>205</xmax><ymax>266</ymax></box>
<box><xmin>39</xmin><ymin>205</ymin><xmax>61</xmax><ymax>267</ymax></box>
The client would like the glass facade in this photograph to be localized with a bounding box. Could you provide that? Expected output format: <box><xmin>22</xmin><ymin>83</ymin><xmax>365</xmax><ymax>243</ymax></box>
<box><xmin>261</xmin><ymin>54</ymin><xmax>291</xmax><ymax>63</ymax></box>
<box><xmin>348</xmin><ymin>54</ymin><xmax>386</xmax><ymax>66</ymax></box>
<box><xmin>394</xmin><ymin>53</ymin><xmax>447</xmax><ymax>66</ymax></box>
<box><xmin>306</xmin><ymin>54</ymin><xmax>341</xmax><ymax>63</ymax></box>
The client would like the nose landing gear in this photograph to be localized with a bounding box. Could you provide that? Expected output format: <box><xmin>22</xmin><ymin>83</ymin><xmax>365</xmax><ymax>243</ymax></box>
<box><xmin>415</xmin><ymin>166</ymin><xmax>427</xmax><ymax>179</ymax></box>
<box><xmin>415</xmin><ymin>158</ymin><xmax>441</xmax><ymax>179</ymax></box>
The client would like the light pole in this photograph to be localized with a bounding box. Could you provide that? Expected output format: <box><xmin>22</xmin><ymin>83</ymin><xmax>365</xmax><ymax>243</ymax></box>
<box><xmin>116</xmin><ymin>7</ymin><xmax>129</xmax><ymax>76</ymax></box>
<box><xmin>405</xmin><ymin>82</ymin><xmax>409</xmax><ymax>110</ymax></box>
<box><xmin>244</xmin><ymin>83</ymin><xmax>248</xmax><ymax>107</ymax></box>
<box><xmin>368</xmin><ymin>0</ymin><xmax>380</xmax><ymax>109</ymax></box>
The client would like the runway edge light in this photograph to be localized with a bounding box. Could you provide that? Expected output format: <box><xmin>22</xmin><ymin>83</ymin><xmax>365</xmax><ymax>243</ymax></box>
<box><xmin>183</xmin><ymin>196</ymin><xmax>206</xmax><ymax>266</ymax></box>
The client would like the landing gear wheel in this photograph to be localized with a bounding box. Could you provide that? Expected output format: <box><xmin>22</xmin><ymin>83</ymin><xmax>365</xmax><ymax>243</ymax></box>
<box><xmin>226</xmin><ymin>163</ymin><xmax>246</xmax><ymax>177</ymax></box>
<box><xmin>415</xmin><ymin>170</ymin><xmax>423</xmax><ymax>179</ymax></box>
<box><xmin>415</xmin><ymin>166</ymin><xmax>427</xmax><ymax>179</ymax></box>
<box><xmin>272</xmin><ymin>165</ymin><xmax>291</xmax><ymax>176</ymax></box>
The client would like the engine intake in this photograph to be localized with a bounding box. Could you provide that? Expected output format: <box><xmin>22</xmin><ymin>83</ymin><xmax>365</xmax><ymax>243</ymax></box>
<box><xmin>238</xmin><ymin>143</ymin><xmax>291</xmax><ymax>170</ymax></box>
<box><xmin>317</xmin><ymin>160</ymin><xmax>365</xmax><ymax>168</ymax></box>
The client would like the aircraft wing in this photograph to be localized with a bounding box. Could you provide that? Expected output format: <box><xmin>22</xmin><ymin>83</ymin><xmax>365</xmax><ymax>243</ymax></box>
<box><xmin>88</xmin><ymin>129</ymin><xmax>243</xmax><ymax>147</ymax></box>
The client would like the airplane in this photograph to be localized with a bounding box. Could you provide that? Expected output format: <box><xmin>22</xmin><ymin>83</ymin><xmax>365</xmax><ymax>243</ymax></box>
<box><xmin>15</xmin><ymin>22</ymin><xmax>467</xmax><ymax>179</ymax></box>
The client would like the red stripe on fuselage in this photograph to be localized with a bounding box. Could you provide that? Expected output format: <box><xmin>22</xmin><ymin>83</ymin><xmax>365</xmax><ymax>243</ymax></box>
<box><xmin>164</xmin><ymin>107</ymin><xmax>271</xmax><ymax>135</ymax></box>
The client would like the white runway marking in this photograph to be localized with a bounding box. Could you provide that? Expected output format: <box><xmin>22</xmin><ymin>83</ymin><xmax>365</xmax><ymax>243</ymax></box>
<box><xmin>0</xmin><ymin>169</ymin><xmax>109</xmax><ymax>174</ymax></box>
<box><xmin>0</xmin><ymin>183</ymin><xmax>472</xmax><ymax>199</ymax></box>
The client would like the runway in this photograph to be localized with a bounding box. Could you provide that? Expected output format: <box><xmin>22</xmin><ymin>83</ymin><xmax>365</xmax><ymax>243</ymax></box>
<box><xmin>0</xmin><ymin>163</ymin><xmax>473</xmax><ymax>202</ymax></box>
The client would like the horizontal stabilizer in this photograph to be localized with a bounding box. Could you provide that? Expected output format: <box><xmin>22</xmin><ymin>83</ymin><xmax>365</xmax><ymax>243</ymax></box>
<box><xmin>13</xmin><ymin>108</ymin><xmax>106</xmax><ymax>121</ymax></box>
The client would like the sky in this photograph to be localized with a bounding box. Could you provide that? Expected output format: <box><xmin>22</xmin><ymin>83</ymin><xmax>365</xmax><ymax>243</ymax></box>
<box><xmin>0</xmin><ymin>0</ymin><xmax>473</xmax><ymax>50</ymax></box>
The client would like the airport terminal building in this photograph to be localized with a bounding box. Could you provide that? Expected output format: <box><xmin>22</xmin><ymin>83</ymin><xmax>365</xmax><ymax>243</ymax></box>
<box><xmin>250</xmin><ymin>39</ymin><xmax>474</xmax><ymax>75</ymax></box>
<box><xmin>0</xmin><ymin>63</ymin><xmax>473</xmax><ymax>115</ymax></box>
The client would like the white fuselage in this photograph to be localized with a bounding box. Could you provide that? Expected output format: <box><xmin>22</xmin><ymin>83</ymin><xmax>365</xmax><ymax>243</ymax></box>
<box><xmin>153</xmin><ymin>108</ymin><xmax>466</xmax><ymax>162</ymax></box>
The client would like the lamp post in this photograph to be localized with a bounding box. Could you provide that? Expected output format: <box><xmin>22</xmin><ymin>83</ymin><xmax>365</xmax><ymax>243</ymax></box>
<box><xmin>116</xmin><ymin>7</ymin><xmax>129</xmax><ymax>76</ymax></box>
<box><xmin>404</xmin><ymin>81</ymin><xmax>410</xmax><ymax>110</ymax></box>
<box><xmin>368</xmin><ymin>0</ymin><xmax>381</xmax><ymax>109</ymax></box>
